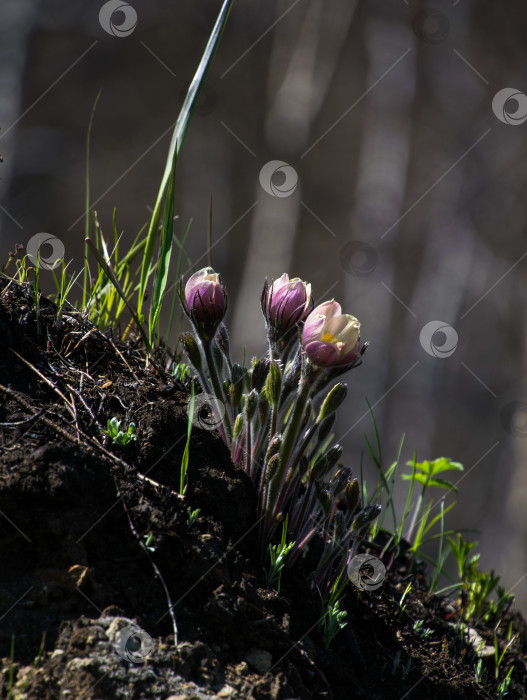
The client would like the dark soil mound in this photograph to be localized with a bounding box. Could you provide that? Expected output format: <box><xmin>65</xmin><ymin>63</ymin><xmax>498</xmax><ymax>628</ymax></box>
<box><xmin>1</xmin><ymin>276</ymin><xmax>526</xmax><ymax>699</ymax></box>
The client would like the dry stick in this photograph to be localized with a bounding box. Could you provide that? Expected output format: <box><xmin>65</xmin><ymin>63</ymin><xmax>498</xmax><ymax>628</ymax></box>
<box><xmin>64</xmin><ymin>327</ymin><xmax>98</xmax><ymax>358</ymax></box>
<box><xmin>113</xmin><ymin>476</ymin><xmax>179</xmax><ymax>648</ymax></box>
<box><xmin>0</xmin><ymin>382</ymin><xmax>179</xmax><ymax>645</ymax></box>
<box><xmin>10</xmin><ymin>349</ymin><xmax>76</xmax><ymax>417</ymax></box>
<box><xmin>69</xmin><ymin>391</ymin><xmax>81</xmax><ymax>441</ymax></box>
<box><xmin>108</xmin><ymin>337</ymin><xmax>141</xmax><ymax>384</ymax></box>
<box><xmin>45</xmin><ymin>327</ymin><xmax>95</xmax><ymax>387</ymax></box>
<box><xmin>0</xmin><ymin>408</ymin><xmax>47</xmax><ymax>427</ymax></box>
<box><xmin>66</xmin><ymin>382</ymin><xmax>99</xmax><ymax>426</ymax></box>
<box><xmin>0</xmin><ymin>382</ymin><xmax>182</xmax><ymax>499</ymax></box>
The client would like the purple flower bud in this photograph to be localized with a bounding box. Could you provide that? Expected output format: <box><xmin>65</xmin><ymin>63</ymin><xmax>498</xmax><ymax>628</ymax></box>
<box><xmin>184</xmin><ymin>267</ymin><xmax>227</xmax><ymax>338</ymax></box>
<box><xmin>262</xmin><ymin>273</ymin><xmax>313</xmax><ymax>333</ymax></box>
<box><xmin>302</xmin><ymin>300</ymin><xmax>361</xmax><ymax>368</ymax></box>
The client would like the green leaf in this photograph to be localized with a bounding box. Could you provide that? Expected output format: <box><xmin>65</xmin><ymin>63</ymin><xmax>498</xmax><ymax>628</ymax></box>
<box><xmin>86</xmin><ymin>234</ymin><xmax>150</xmax><ymax>351</ymax></box>
<box><xmin>138</xmin><ymin>0</ymin><xmax>234</xmax><ymax>317</ymax></box>
<box><xmin>405</xmin><ymin>457</ymin><xmax>463</xmax><ymax>477</ymax></box>
<box><xmin>149</xmin><ymin>143</ymin><xmax>177</xmax><ymax>342</ymax></box>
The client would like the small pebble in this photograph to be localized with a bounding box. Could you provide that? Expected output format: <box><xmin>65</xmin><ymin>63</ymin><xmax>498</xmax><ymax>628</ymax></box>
<box><xmin>244</xmin><ymin>648</ymin><xmax>272</xmax><ymax>674</ymax></box>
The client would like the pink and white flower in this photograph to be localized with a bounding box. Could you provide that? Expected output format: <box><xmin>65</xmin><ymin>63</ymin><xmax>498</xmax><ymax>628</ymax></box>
<box><xmin>302</xmin><ymin>300</ymin><xmax>361</xmax><ymax>368</ymax></box>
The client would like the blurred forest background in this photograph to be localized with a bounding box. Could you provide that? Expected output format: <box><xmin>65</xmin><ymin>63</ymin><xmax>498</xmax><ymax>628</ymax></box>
<box><xmin>1</xmin><ymin>0</ymin><xmax>527</xmax><ymax>614</ymax></box>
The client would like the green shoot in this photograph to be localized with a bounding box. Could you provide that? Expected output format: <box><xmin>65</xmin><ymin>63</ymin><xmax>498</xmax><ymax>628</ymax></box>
<box><xmin>402</xmin><ymin>457</ymin><xmax>463</xmax><ymax>552</ymax></box>
<box><xmin>399</xmin><ymin>581</ymin><xmax>413</xmax><ymax>613</ymax></box>
<box><xmin>180</xmin><ymin>380</ymin><xmax>195</xmax><ymax>495</ymax></box>
<box><xmin>51</xmin><ymin>259</ymin><xmax>82</xmax><ymax>328</ymax></box>
<box><xmin>137</xmin><ymin>0</ymin><xmax>234</xmax><ymax>319</ymax></box>
<box><xmin>188</xmin><ymin>507</ymin><xmax>201</xmax><ymax>526</ymax></box>
<box><xmin>144</xmin><ymin>532</ymin><xmax>156</xmax><ymax>552</ymax></box>
<box><xmin>412</xmin><ymin>619</ymin><xmax>432</xmax><ymax>639</ymax></box>
<box><xmin>318</xmin><ymin>568</ymin><xmax>349</xmax><ymax>648</ymax></box>
<box><xmin>172</xmin><ymin>361</ymin><xmax>191</xmax><ymax>381</ymax></box>
<box><xmin>149</xmin><ymin>143</ymin><xmax>177</xmax><ymax>347</ymax></box>
<box><xmin>265</xmin><ymin>514</ymin><xmax>295</xmax><ymax>593</ymax></box>
<box><xmin>102</xmin><ymin>417</ymin><xmax>136</xmax><ymax>446</ymax></box>
<box><xmin>494</xmin><ymin>621</ymin><xmax>518</xmax><ymax>681</ymax></box>
<box><xmin>83</xmin><ymin>89</ymin><xmax>102</xmax><ymax>308</ymax></box>
<box><xmin>497</xmin><ymin>666</ymin><xmax>514</xmax><ymax>698</ymax></box>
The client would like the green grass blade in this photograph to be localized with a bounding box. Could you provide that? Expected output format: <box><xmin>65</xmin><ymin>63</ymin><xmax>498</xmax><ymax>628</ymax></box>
<box><xmin>83</xmin><ymin>89</ymin><xmax>102</xmax><ymax>308</ymax></box>
<box><xmin>180</xmin><ymin>380</ymin><xmax>195</xmax><ymax>494</ymax></box>
<box><xmin>166</xmin><ymin>219</ymin><xmax>193</xmax><ymax>351</ymax></box>
<box><xmin>86</xmin><ymin>236</ymin><xmax>150</xmax><ymax>351</ymax></box>
<box><xmin>149</xmin><ymin>145</ymin><xmax>177</xmax><ymax>343</ymax></box>
<box><xmin>137</xmin><ymin>0</ymin><xmax>234</xmax><ymax>317</ymax></box>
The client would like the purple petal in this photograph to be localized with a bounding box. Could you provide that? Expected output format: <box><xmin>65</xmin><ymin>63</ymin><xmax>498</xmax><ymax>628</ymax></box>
<box><xmin>304</xmin><ymin>340</ymin><xmax>341</xmax><ymax>367</ymax></box>
<box><xmin>302</xmin><ymin>313</ymin><xmax>326</xmax><ymax>345</ymax></box>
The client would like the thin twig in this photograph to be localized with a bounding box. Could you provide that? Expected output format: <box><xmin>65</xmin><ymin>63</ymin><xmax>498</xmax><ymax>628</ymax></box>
<box><xmin>114</xmin><ymin>477</ymin><xmax>179</xmax><ymax>647</ymax></box>
<box><xmin>0</xmin><ymin>408</ymin><xmax>47</xmax><ymax>427</ymax></box>
<box><xmin>10</xmin><ymin>349</ymin><xmax>76</xmax><ymax>418</ymax></box>
<box><xmin>108</xmin><ymin>337</ymin><xmax>141</xmax><ymax>384</ymax></box>
<box><xmin>0</xmin><ymin>383</ymin><xmax>130</xmax><ymax>471</ymax></box>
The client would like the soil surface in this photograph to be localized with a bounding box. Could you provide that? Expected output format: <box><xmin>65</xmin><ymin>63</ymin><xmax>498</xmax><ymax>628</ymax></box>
<box><xmin>0</xmin><ymin>276</ymin><xmax>526</xmax><ymax>700</ymax></box>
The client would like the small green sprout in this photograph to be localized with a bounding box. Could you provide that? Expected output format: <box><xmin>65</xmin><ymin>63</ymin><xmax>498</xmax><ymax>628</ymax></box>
<box><xmin>102</xmin><ymin>417</ymin><xmax>137</xmax><ymax>446</ymax></box>
<box><xmin>179</xmin><ymin>380</ymin><xmax>195</xmax><ymax>495</ymax></box>
<box><xmin>319</xmin><ymin>599</ymin><xmax>348</xmax><ymax>649</ymax></box>
<box><xmin>497</xmin><ymin>666</ymin><xmax>514</xmax><ymax>698</ymax></box>
<box><xmin>317</xmin><ymin>567</ymin><xmax>348</xmax><ymax>648</ymax></box>
<box><xmin>398</xmin><ymin>581</ymin><xmax>413</xmax><ymax>613</ymax></box>
<box><xmin>494</xmin><ymin>621</ymin><xmax>518</xmax><ymax>682</ymax></box>
<box><xmin>412</xmin><ymin>619</ymin><xmax>432</xmax><ymax>639</ymax></box>
<box><xmin>172</xmin><ymin>361</ymin><xmax>191</xmax><ymax>381</ymax></box>
<box><xmin>402</xmin><ymin>456</ymin><xmax>463</xmax><ymax>552</ymax></box>
<box><xmin>474</xmin><ymin>657</ymin><xmax>483</xmax><ymax>683</ymax></box>
<box><xmin>144</xmin><ymin>532</ymin><xmax>156</xmax><ymax>552</ymax></box>
<box><xmin>447</xmin><ymin>533</ymin><xmax>513</xmax><ymax>623</ymax></box>
<box><xmin>265</xmin><ymin>514</ymin><xmax>295</xmax><ymax>593</ymax></box>
<box><xmin>188</xmin><ymin>507</ymin><xmax>200</xmax><ymax>526</ymax></box>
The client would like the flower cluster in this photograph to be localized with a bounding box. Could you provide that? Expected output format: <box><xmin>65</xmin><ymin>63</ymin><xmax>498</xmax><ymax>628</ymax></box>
<box><xmin>179</xmin><ymin>267</ymin><xmax>376</xmax><ymax>600</ymax></box>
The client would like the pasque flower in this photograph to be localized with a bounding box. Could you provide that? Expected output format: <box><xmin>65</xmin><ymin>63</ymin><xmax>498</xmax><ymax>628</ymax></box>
<box><xmin>302</xmin><ymin>300</ymin><xmax>361</xmax><ymax>368</ymax></box>
<box><xmin>262</xmin><ymin>273</ymin><xmax>313</xmax><ymax>333</ymax></box>
<box><xmin>184</xmin><ymin>267</ymin><xmax>227</xmax><ymax>338</ymax></box>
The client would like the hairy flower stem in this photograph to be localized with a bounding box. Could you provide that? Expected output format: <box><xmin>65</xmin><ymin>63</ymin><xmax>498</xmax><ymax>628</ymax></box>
<box><xmin>203</xmin><ymin>338</ymin><xmax>232</xmax><ymax>444</ymax></box>
<box><xmin>245</xmin><ymin>416</ymin><xmax>253</xmax><ymax>478</ymax></box>
<box><xmin>265</xmin><ymin>378</ymin><xmax>311</xmax><ymax>534</ymax></box>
